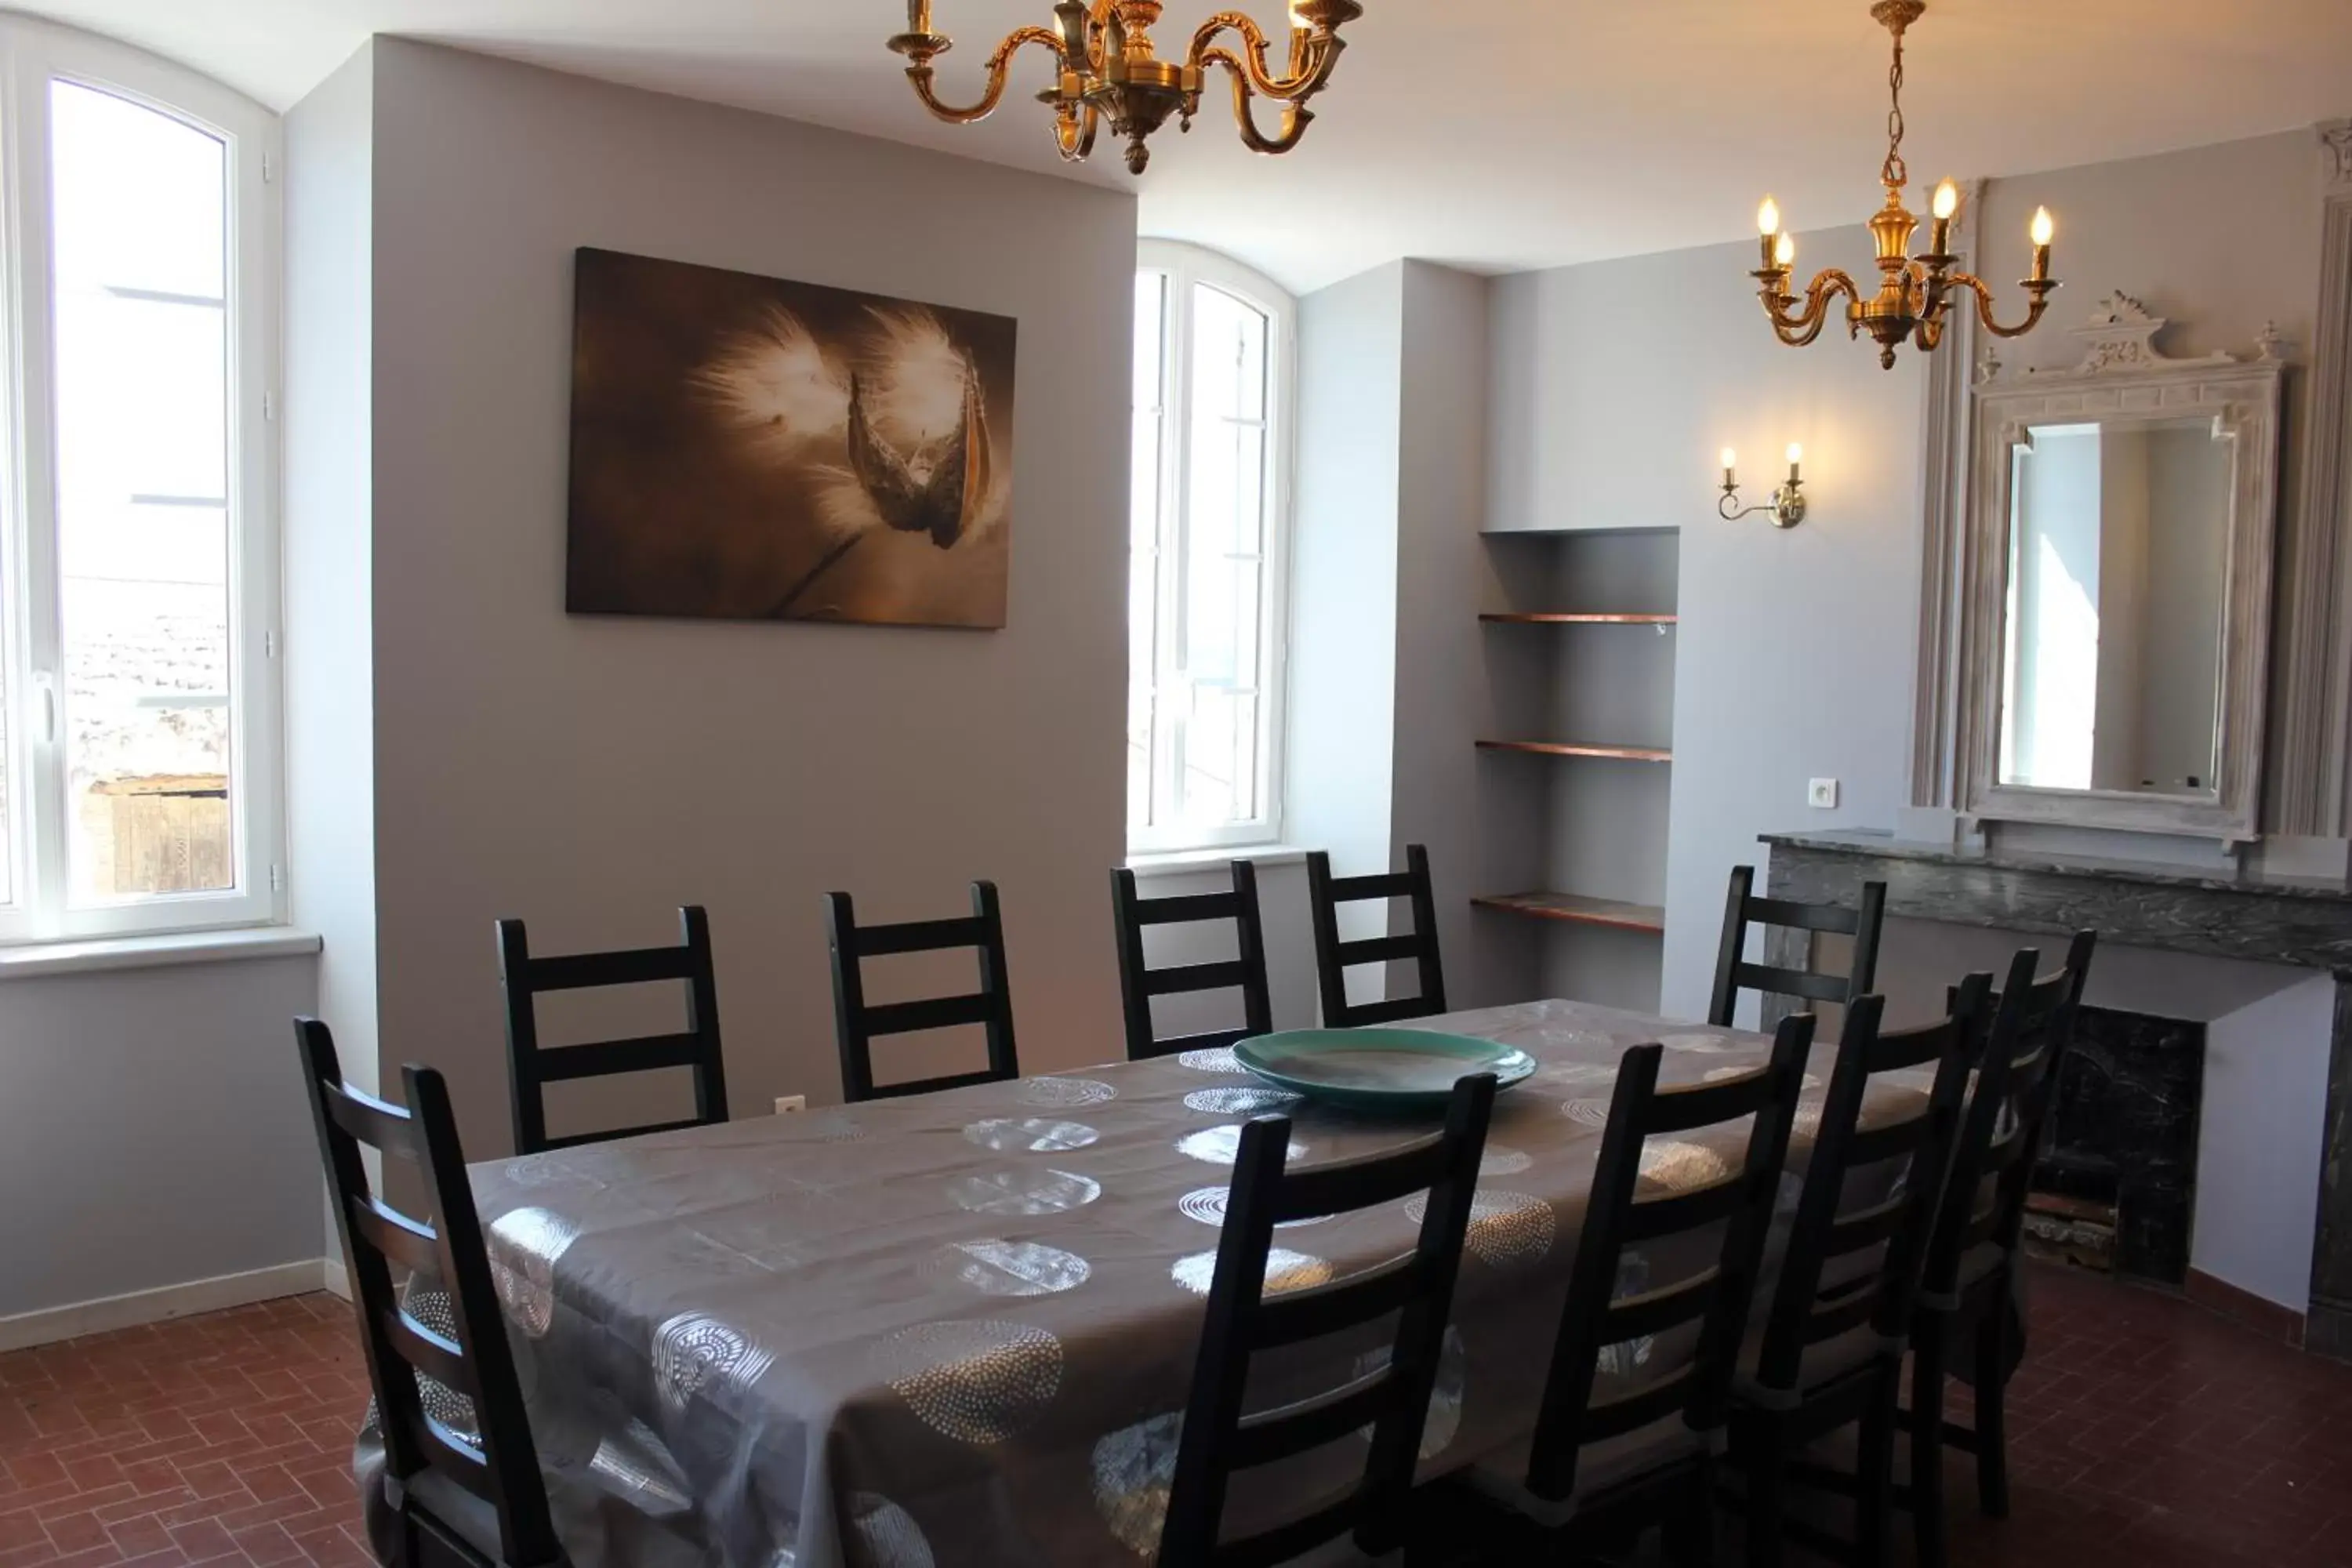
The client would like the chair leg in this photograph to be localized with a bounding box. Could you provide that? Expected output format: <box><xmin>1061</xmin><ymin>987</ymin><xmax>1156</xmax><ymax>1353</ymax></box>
<box><xmin>1661</xmin><ymin>1457</ymin><xmax>1714</xmax><ymax>1568</ymax></box>
<box><xmin>1744</xmin><ymin>1423</ymin><xmax>1787</xmax><ymax>1568</ymax></box>
<box><xmin>1973</xmin><ymin>1305</ymin><xmax>2011</xmax><ymax>1519</ymax></box>
<box><xmin>1857</xmin><ymin>1362</ymin><xmax>1901</xmax><ymax>1568</ymax></box>
<box><xmin>1910</xmin><ymin>1328</ymin><xmax>1949</xmax><ymax>1568</ymax></box>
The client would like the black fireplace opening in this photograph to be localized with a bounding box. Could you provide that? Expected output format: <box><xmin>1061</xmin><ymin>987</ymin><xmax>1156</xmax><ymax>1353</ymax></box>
<box><xmin>2020</xmin><ymin>1003</ymin><xmax>2205</xmax><ymax>1284</ymax></box>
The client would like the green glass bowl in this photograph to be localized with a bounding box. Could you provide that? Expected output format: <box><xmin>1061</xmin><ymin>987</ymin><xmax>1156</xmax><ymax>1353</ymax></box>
<box><xmin>1232</xmin><ymin>1028</ymin><xmax>1536</xmax><ymax>1112</ymax></box>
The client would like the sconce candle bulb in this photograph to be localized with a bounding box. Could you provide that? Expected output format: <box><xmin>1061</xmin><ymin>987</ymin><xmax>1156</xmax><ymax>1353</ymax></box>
<box><xmin>1719</xmin><ymin>441</ymin><xmax>1807</xmax><ymax>529</ymax></box>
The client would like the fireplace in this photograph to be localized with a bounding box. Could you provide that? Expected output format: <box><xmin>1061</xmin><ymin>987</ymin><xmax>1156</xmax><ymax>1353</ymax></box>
<box><xmin>2021</xmin><ymin>1003</ymin><xmax>2205</xmax><ymax>1283</ymax></box>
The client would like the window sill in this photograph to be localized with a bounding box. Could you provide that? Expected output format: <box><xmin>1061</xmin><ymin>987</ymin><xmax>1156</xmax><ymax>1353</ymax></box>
<box><xmin>0</xmin><ymin>926</ymin><xmax>323</xmax><ymax>981</ymax></box>
<box><xmin>1126</xmin><ymin>844</ymin><xmax>1309</xmax><ymax>877</ymax></box>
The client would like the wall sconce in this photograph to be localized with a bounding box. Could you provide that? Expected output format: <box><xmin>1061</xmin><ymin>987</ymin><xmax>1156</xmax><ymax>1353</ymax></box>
<box><xmin>1718</xmin><ymin>444</ymin><xmax>1808</xmax><ymax>529</ymax></box>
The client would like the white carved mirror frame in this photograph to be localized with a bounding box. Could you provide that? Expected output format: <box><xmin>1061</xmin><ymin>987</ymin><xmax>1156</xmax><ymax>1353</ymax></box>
<box><xmin>1955</xmin><ymin>296</ymin><xmax>2287</xmax><ymax>844</ymax></box>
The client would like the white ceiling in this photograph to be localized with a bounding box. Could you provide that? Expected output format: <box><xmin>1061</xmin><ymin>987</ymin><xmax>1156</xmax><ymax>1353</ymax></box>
<box><xmin>24</xmin><ymin>0</ymin><xmax>2352</xmax><ymax>292</ymax></box>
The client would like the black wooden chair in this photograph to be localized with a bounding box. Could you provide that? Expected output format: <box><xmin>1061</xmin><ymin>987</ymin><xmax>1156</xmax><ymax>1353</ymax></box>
<box><xmin>1447</xmin><ymin>1016</ymin><xmax>1817</xmax><ymax>1564</ymax></box>
<box><xmin>825</xmin><ymin>880</ymin><xmax>1019</xmax><ymax>1102</ymax></box>
<box><xmin>1727</xmin><ymin>980</ymin><xmax>1989</xmax><ymax>1568</ymax></box>
<box><xmin>496</xmin><ymin>906</ymin><xmax>729</xmax><ymax>1156</ymax></box>
<box><xmin>296</xmin><ymin>1018</ymin><xmax>563</xmax><ymax>1568</ymax></box>
<box><xmin>1158</xmin><ymin>1073</ymin><xmax>1497</xmax><ymax>1566</ymax></box>
<box><xmin>1707</xmin><ymin>864</ymin><xmax>1888</xmax><ymax>1029</ymax></box>
<box><xmin>1905</xmin><ymin>932</ymin><xmax>2096</xmax><ymax>1568</ymax></box>
<box><xmin>1109</xmin><ymin>862</ymin><xmax>1274</xmax><ymax>1062</ymax></box>
<box><xmin>1305</xmin><ymin>844</ymin><xmax>1447</xmax><ymax>1028</ymax></box>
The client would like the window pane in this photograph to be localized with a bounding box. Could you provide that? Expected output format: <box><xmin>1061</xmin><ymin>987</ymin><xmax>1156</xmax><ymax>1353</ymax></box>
<box><xmin>1180</xmin><ymin>282</ymin><xmax>1269</xmax><ymax>831</ymax></box>
<box><xmin>51</xmin><ymin>82</ymin><xmax>234</xmax><ymax>902</ymax></box>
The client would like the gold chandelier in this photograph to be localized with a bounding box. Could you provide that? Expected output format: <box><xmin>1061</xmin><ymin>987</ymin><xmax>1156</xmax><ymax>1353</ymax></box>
<box><xmin>1752</xmin><ymin>0</ymin><xmax>2059</xmax><ymax>369</ymax></box>
<box><xmin>886</xmin><ymin>0</ymin><xmax>1363</xmax><ymax>174</ymax></box>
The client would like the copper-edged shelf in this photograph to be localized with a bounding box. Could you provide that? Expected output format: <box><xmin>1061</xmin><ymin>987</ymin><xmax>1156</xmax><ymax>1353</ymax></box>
<box><xmin>1479</xmin><ymin>612</ymin><xmax>1678</xmax><ymax>626</ymax></box>
<box><xmin>1475</xmin><ymin>739</ymin><xmax>1672</xmax><ymax>763</ymax></box>
<box><xmin>1471</xmin><ymin>891</ymin><xmax>1665</xmax><ymax>934</ymax></box>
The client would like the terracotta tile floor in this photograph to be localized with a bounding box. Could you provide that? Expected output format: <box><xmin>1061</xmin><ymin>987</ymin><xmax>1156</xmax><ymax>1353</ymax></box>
<box><xmin>0</xmin><ymin>1295</ymin><xmax>371</xmax><ymax>1568</ymax></box>
<box><xmin>1932</xmin><ymin>1263</ymin><xmax>2352</xmax><ymax>1568</ymax></box>
<box><xmin>4</xmin><ymin>1264</ymin><xmax>2348</xmax><ymax>1567</ymax></box>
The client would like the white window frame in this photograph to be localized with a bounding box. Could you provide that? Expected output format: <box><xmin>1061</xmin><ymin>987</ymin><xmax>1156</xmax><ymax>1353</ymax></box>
<box><xmin>0</xmin><ymin>17</ymin><xmax>283</xmax><ymax>945</ymax></box>
<box><xmin>1128</xmin><ymin>240</ymin><xmax>1295</xmax><ymax>857</ymax></box>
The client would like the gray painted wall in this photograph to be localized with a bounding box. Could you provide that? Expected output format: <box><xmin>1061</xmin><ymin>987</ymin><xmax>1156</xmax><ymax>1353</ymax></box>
<box><xmin>1391</xmin><ymin>260</ymin><xmax>1530</xmax><ymax>1010</ymax></box>
<box><xmin>0</xmin><ymin>955</ymin><xmax>319</xmax><ymax>1318</ymax></box>
<box><xmin>1978</xmin><ymin>130</ymin><xmax>2323</xmax><ymax>818</ymax></box>
<box><xmin>326</xmin><ymin>42</ymin><xmax>1136</xmax><ymax>1156</ymax></box>
<box><xmin>1489</xmin><ymin>227</ymin><xmax>1926</xmax><ymax>1022</ymax></box>
<box><xmin>285</xmin><ymin>44</ymin><xmax>379</xmax><ymax>1100</ymax></box>
<box><xmin>1484</xmin><ymin>127</ymin><xmax>2331</xmax><ymax>1025</ymax></box>
<box><xmin>1481</xmin><ymin>128</ymin><xmax>2341</xmax><ymax>1306</ymax></box>
<box><xmin>1287</xmin><ymin>262</ymin><xmax>1404</xmax><ymax>1007</ymax></box>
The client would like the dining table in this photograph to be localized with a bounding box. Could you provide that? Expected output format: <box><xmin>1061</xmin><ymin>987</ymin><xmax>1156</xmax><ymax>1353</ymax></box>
<box><xmin>353</xmin><ymin>998</ymin><xmax>1929</xmax><ymax>1568</ymax></box>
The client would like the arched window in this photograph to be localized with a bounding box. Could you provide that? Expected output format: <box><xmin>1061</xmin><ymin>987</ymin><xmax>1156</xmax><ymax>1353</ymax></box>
<box><xmin>0</xmin><ymin>19</ymin><xmax>281</xmax><ymax>942</ymax></box>
<box><xmin>1128</xmin><ymin>241</ymin><xmax>1294</xmax><ymax>855</ymax></box>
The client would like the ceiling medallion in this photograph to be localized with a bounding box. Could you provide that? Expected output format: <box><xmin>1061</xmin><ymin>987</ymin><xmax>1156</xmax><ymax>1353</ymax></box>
<box><xmin>1751</xmin><ymin>0</ymin><xmax>2060</xmax><ymax>368</ymax></box>
<box><xmin>887</xmin><ymin>0</ymin><xmax>1363</xmax><ymax>174</ymax></box>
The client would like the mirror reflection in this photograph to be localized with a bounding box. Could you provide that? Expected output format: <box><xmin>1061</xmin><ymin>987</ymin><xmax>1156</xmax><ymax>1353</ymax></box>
<box><xmin>1998</xmin><ymin>416</ymin><xmax>2231</xmax><ymax>797</ymax></box>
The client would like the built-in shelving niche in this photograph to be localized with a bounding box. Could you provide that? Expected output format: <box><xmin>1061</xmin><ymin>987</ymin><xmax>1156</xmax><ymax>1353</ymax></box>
<box><xmin>1474</xmin><ymin>527</ymin><xmax>1679</xmax><ymax>1013</ymax></box>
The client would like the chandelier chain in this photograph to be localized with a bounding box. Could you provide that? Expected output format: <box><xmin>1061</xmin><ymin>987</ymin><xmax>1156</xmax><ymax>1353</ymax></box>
<box><xmin>1881</xmin><ymin>26</ymin><xmax>1907</xmax><ymax>189</ymax></box>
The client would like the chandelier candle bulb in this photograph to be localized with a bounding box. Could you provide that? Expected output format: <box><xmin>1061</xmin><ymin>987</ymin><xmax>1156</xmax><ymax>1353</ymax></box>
<box><xmin>1928</xmin><ymin>177</ymin><xmax>1958</xmax><ymax>254</ymax></box>
<box><xmin>1746</xmin><ymin>2</ymin><xmax>2060</xmax><ymax>366</ymax></box>
<box><xmin>1785</xmin><ymin>444</ymin><xmax>1804</xmax><ymax>482</ymax></box>
<box><xmin>1721</xmin><ymin>448</ymin><xmax>1738</xmax><ymax>487</ymax></box>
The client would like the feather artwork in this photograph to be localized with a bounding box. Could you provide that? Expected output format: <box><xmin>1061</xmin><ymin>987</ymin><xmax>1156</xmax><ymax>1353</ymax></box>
<box><xmin>690</xmin><ymin>300</ymin><xmax>1007</xmax><ymax>611</ymax></box>
<box><xmin>564</xmin><ymin>248</ymin><xmax>1015</xmax><ymax>628</ymax></box>
<box><xmin>844</xmin><ymin>354</ymin><xmax>993</xmax><ymax>548</ymax></box>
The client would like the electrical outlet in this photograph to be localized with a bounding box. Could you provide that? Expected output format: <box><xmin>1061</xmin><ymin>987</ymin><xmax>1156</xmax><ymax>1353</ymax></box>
<box><xmin>1807</xmin><ymin>778</ymin><xmax>1839</xmax><ymax>809</ymax></box>
<box><xmin>774</xmin><ymin>1094</ymin><xmax>808</xmax><ymax>1116</ymax></box>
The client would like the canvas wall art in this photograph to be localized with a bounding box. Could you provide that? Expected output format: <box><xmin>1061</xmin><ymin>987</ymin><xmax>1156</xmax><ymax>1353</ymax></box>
<box><xmin>564</xmin><ymin>247</ymin><xmax>1018</xmax><ymax>629</ymax></box>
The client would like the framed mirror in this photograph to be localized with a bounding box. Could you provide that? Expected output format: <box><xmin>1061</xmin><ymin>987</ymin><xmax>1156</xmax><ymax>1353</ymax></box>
<box><xmin>1958</xmin><ymin>296</ymin><xmax>2286</xmax><ymax>843</ymax></box>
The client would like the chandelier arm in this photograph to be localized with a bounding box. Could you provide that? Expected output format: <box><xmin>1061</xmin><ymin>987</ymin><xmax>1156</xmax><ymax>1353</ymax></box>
<box><xmin>1947</xmin><ymin>270</ymin><xmax>2057</xmax><ymax>340</ymax></box>
<box><xmin>903</xmin><ymin>25</ymin><xmax>1072</xmax><ymax>124</ymax></box>
<box><xmin>1187</xmin><ymin>12</ymin><xmax>1335</xmax><ymax>100</ymax></box>
<box><xmin>1198</xmin><ymin>46</ymin><xmax>1315</xmax><ymax>152</ymax></box>
<box><xmin>1051</xmin><ymin>100</ymin><xmax>1103</xmax><ymax>161</ymax></box>
<box><xmin>1756</xmin><ymin>269</ymin><xmax>1860</xmax><ymax>347</ymax></box>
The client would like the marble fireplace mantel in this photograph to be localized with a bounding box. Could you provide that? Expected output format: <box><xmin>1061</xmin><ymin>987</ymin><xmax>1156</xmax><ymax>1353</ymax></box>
<box><xmin>1759</xmin><ymin>828</ymin><xmax>2352</xmax><ymax>1356</ymax></box>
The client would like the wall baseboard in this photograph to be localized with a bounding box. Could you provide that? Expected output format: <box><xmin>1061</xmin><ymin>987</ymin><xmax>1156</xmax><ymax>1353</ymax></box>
<box><xmin>2185</xmin><ymin>1266</ymin><xmax>2307</xmax><ymax>1348</ymax></box>
<box><xmin>0</xmin><ymin>1259</ymin><xmax>339</xmax><ymax>1352</ymax></box>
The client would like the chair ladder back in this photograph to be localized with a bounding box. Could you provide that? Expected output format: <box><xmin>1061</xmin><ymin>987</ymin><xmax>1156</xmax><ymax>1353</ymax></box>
<box><xmin>296</xmin><ymin>1019</ymin><xmax>561</xmax><ymax>1568</ymax></box>
<box><xmin>497</xmin><ymin>906</ymin><xmax>728</xmax><ymax>1156</ymax></box>
<box><xmin>1524</xmin><ymin>1014</ymin><xmax>1814</xmax><ymax>1501</ymax></box>
<box><xmin>1987</xmin><ymin>931</ymin><xmax>2096</xmax><ymax>1258</ymax></box>
<box><xmin>1305</xmin><ymin>844</ymin><xmax>1448</xmax><ymax>1029</ymax></box>
<box><xmin>1707</xmin><ymin>865</ymin><xmax>1889</xmax><ymax>1028</ymax></box>
<box><xmin>1110</xmin><ymin>862</ymin><xmax>1275</xmax><ymax>1062</ymax></box>
<box><xmin>1158</xmin><ymin>1074</ymin><xmax>1496</xmax><ymax>1566</ymax></box>
<box><xmin>826</xmin><ymin>880</ymin><xmax>1021</xmax><ymax>1103</ymax></box>
<box><xmin>1750</xmin><ymin>980</ymin><xmax>1987</xmax><ymax>1398</ymax></box>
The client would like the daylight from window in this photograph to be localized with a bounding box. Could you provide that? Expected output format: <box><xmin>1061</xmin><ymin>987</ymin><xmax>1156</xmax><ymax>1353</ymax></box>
<box><xmin>50</xmin><ymin>81</ymin><xmax>235</xmax><ymax>902</ymax></box>
<box><xmin>1127</xmin><ymin>248</ymin><xmax>1287</xmax><ymax>854</ymax></box>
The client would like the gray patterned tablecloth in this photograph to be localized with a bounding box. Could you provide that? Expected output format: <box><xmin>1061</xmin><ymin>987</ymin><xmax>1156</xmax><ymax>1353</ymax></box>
<box><xmin>417</xmin><ymin>1000</ymin><xmax>1917</xmax><ymax>1568</ymax></box>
